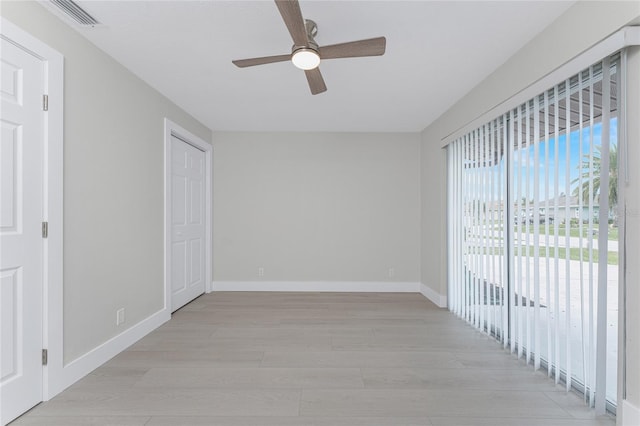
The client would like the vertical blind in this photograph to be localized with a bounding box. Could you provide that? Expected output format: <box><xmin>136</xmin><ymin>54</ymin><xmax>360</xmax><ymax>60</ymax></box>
<box><xmin>447</xmin><ymin>53</ymin><xmax>620</xmax><ymax>412</ymax></box>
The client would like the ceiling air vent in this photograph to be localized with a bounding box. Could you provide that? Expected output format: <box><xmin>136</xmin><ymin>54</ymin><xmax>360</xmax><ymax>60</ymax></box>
<box><xmin>49</xmin><ymin>0</ymin><xmax>100</xmax><ymax>26</ymax></box>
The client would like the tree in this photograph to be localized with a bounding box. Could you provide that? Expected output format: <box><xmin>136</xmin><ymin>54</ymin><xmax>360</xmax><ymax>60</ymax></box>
<box><xmin>571</xmin><ymin>143</ymin><xmax>617</xmax><ymax>220</ymax></box>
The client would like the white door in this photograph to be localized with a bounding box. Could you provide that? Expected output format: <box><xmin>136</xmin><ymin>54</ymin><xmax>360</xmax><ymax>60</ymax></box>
<box><xmin>171</xmin><ymin>136</ymin><xmax>206</xmax><ymax>311</ymax></box>
<box><xmin>0</xmin><ymin>38</ymin><xmax>45</xmax><ymax>424</ymax></box>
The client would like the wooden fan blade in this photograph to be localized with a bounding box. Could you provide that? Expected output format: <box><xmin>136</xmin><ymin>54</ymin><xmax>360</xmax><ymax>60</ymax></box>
<box><xmin>319</xmin><ymin>37</ymin><xmax>386</xmax><ymax>60</ymax></box>
<box><xmin>304</xmin><ymin>68</ymin><xmax>327</xmax><ymax>95</ymax></box>
<box><xmin>232</xmin><ymin>54</ymin><xmax>291</xmax><ymax>68</ymax></box>
<box><xmin>274</xmin><ymin>0</ymin><xmax>308</xmax><ymax>47</ymax></box>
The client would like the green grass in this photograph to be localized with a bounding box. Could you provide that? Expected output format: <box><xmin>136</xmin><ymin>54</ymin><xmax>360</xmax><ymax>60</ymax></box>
<box><xmin>526</xmin><ymin>224</ymin><xmax>618</xmax><ymax>241</ymax></box>
<box><xmin>521</xmin><ymin>246</ymin><xmax>618</xmax><ymax>266</ymax></box>
<box><xmin>487</xmin><ymin>223</ymin><xmax>619</xmax><ymax>241</ymax></box>
<box><xmin>468</xmin><ymin>245</ymin><xmax>618</xmax><ymax>266</ymax></box>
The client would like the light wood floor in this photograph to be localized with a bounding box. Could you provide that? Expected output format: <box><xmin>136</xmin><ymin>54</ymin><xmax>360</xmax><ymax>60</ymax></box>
<box><xmin>13</xmin><ymin>292</ymin><xmax>615</xmax><ymax>426</ymax></box>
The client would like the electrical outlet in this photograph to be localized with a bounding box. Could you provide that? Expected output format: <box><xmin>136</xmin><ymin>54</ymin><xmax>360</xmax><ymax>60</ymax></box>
<box><xmin>116</xmin><ymin>308</ymin><xmax>125</xmax><ymax>325</ymax></box>
<box><xmin>258</xmin><ymin>267</ymin><xmax>264</xmax><ymax>277</ymax></box>
<box><xmin>388</xmin><ymin>267</ymin><xmax>395</xmax><ymax>278</ymax></box>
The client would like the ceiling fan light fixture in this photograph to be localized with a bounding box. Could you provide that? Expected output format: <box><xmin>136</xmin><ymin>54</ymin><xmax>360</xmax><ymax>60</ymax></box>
<box><xmin>232</xmin><ymin>1</ymin><xmax>386</xmax><ymax>94</ymax></box>
<box><xmin>291</xmin><ymin>48</ymin><xmax>320</xmax><ymax>70</ymax></box>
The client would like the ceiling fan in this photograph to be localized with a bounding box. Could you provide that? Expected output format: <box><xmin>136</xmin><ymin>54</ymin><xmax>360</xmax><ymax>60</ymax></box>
<box><xmin>232</xmin><ymin>0</ymin><xmax>386</xmax><ymax>95</ymax></box>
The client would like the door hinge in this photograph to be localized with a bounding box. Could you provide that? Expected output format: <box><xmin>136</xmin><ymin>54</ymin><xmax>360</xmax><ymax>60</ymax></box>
<box><xmin>42</xmin><ymin>94</ymin><xmax>48</xmax><ymax>111</ymax></box>
<box><xmin>42</xmin><ymin>349</ymin><xmax>48</xmax><ymax>366</ymax></box>
<box><xmin>42</xmin><ymin>221</ymin><xmax>48</xmax><ymax>238</ymax></box>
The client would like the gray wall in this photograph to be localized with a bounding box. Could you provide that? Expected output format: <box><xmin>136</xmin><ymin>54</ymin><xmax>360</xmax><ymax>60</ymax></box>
<box><xmin>419</xmin><ymin>0</ymin><xmax>640</xmax><ymax>417</ymax></box>
<box><xmin>0</xmin><ymin>2</ymin><xmax>212</xmax><ymax>363</ymax></box>
<box><xmin>213</xmin><ymin>132</ymin><xmax>421</xmax><ymax>284</ymax></box>
<box><xmin>420</xmin><ymin>136</ymin><xmax>447</xmax><ymax>300</ymax></box>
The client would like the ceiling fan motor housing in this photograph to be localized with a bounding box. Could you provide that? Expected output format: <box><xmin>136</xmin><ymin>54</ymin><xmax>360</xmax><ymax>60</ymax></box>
<box><xmin>292</xmin><ymin>19</ymin><xmax>319</xmax><ymax>53</ymax></box>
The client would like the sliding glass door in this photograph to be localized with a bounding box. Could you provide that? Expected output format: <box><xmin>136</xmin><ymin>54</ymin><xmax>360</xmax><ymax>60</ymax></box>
<box><xmin>447</xmin><ymin>53</ymin><xmax>620</xmax><ymax>411</ymax></box>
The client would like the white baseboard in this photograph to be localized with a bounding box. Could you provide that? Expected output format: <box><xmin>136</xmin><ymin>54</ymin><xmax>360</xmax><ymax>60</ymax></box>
<box><xmin>420</xmin><ymin>283</ymin><xmax>447</xmax><ymax>308</ymax></box>
<box><xmin>210</xmin><ymin>282</ymin><xmax>449</xmax><ymax>308</ymax></box>
<box><xmin>622</xmin><ymin>399</ymin><xmax>640</xmax><ymax>426</ymax></box>
<box><xmin>211</xmin><ymin>281</ymin><xmax>421</xmax><ymax>293</ymax></box>
<box><xmin>46</xmin><ymin>308</ymin><xmax>170</xmax><ymax>399</ymax></box>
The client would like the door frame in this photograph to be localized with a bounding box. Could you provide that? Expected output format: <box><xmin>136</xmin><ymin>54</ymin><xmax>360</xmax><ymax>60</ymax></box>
<box><xmin>0</xmin><ymin>18</ymin><xmax>64</xmax><ymax>400</ymax></box>
<box><xmin>164</xmin><ymin>118</ymin><xmax>212</xmax><ymax>311</ymax></box>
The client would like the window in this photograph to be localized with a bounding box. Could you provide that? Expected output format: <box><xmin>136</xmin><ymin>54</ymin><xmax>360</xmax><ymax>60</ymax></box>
<box><xmin>447</xmin><ymin>53</ymin><xmax>620</xmax><ymax>412</ymax></box>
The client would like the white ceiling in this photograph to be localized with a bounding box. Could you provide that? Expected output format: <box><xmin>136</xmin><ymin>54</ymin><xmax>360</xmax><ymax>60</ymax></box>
<box><xmin>62</xmin><ymin>1</ymin><xmax>574</xmax><ymax>132</ymax></box>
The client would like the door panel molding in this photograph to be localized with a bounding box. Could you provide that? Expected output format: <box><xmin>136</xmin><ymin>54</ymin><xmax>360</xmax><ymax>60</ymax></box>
<box><xmin>0</xmin><ymin>16</ymin><xmax>63</xmax><ymax>410</ymax></box>
<box><xmin>164</xmin><ymin>119</ymin><xmax>212</xmax><ymax>312</ymax></box>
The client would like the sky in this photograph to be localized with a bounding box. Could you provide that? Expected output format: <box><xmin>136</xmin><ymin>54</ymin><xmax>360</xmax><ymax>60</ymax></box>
<box><xmin>507</xmin><ymin>117</ymin><xmax>617</xmax><ymax>201</ymax></box>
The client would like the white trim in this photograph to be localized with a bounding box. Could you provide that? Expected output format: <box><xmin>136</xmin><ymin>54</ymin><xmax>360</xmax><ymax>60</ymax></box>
<box><xmin>50</xmin><ymin>309</ymin><xmax>169</xmax><ymax>396</ymax></box>
<box><xmin>621</xmin><ymin>400</ymin><xmax>640</xmax><ymax>426</ymax></box>
<box><xmin>212</xmin><ymin>281</ymin><xmax>421</xmax><ymax>293</ymax></box>
<box><xmin>420</xmin><ymin>283</ymin><xmax>448</xmax><ymax>308</ymax></box>
<box><xmin>164</xmin><ymin>119</ymin><xmax>213</xmax><ymax>312</ymax></box>
<box><xmin>441</xmin><ymin>26</ymin><xmax>640</xmax><ymax>147</ymax></box>
<box><xmin>0</xmin><ymin>18</ymin><xmax>65</xmax><ymax>402</ymax></box>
